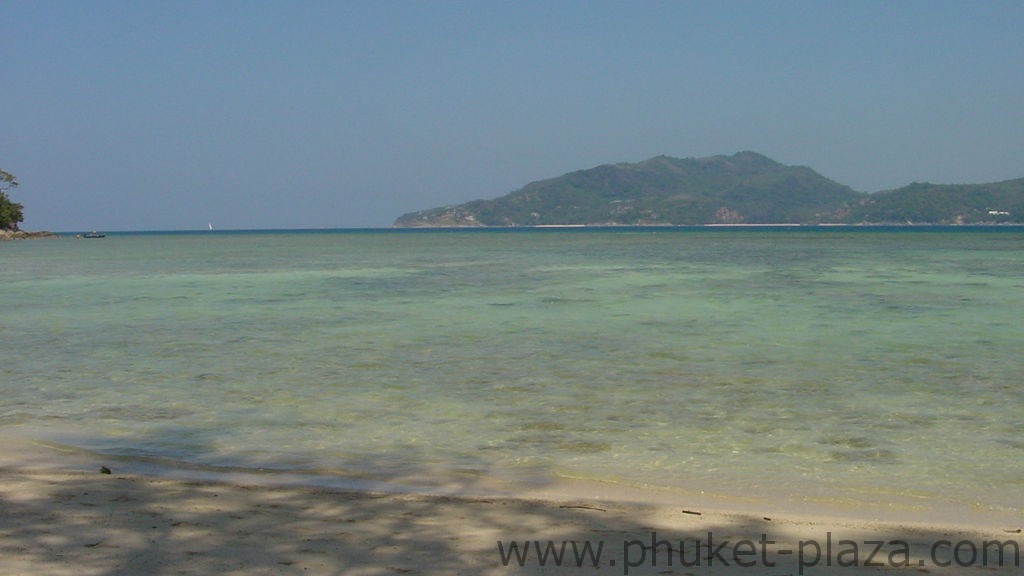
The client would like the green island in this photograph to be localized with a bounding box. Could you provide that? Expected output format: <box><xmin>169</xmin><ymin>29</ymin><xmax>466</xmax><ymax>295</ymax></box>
<box><xmin>394</xmin><ymin>151</ymin><xmax>1024</xmax><ymax>227</ymax></box>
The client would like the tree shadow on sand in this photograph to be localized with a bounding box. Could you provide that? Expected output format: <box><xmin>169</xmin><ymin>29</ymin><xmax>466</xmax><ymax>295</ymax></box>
<box><xmin>1</xmin><ymin>432</ymin><xmax>1021</xmax><ymax>575</ymax></box>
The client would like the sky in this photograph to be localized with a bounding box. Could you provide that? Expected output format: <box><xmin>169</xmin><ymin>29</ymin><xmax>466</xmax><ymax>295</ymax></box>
<box><xmin>3</xmin><ymin>1</ymin><xmax>1023</xmax><ymax>231</ymax></box>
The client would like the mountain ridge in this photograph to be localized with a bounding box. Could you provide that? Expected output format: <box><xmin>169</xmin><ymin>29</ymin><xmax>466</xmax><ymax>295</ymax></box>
<box><xmin>393</xmin><ymin>152</ymin><xmax>1024</xmax><ymax>226</ymax></box>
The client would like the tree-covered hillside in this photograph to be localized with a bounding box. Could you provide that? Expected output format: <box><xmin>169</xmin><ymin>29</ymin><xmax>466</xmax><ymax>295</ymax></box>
<box><xmin>846</xmin><ymin>179</ymin><xmax>1024</xmax><ymax>224</ymax></box>
<box><xmin>394</xmin><ymin>153</ymin><xmax>1024</xmax><ymax>226</ymax></box>
<box><xmin>395</xmin><ymin>152</ymin><xmax>862</xmax><ymax>226</ymax></box>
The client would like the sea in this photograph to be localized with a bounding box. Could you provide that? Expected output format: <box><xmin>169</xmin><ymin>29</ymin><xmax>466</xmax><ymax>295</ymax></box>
<box><xmin>2</xmin><ymin>227</ymin><xmax>1022</xmax><ymax>522</ymax></box>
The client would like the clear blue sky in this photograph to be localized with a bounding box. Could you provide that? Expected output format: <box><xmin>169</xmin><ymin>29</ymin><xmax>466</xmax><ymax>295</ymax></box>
<box><xmin>3</xmin><ymin>1</ymin><xmax>1023</xmax><ymax>231</ymax></box>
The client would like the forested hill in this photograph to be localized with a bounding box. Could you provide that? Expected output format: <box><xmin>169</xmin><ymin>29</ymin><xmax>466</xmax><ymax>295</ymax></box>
<box><xmin>848</xmin><ymin>178</ymin><xmax>1024</xmax><ymax>224</ymax></box>
<box><xmin>393</xmin><ymin>152</ymin><xmax>1024</xmax><ymax>226</ymax></box>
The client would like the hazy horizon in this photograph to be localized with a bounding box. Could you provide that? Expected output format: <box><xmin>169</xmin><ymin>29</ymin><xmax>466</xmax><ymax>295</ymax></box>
<box><xmin>4</xmin><ymin>1</ymin><xmax>1023</xmax><ymax>231</ymax></box>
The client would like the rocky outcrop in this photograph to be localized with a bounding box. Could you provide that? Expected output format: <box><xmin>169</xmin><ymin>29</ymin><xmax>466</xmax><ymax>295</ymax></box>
<box><xmin>0</xmin><ymin>230</ymin><xmax>58</xmax><ymax>241</ymax></box>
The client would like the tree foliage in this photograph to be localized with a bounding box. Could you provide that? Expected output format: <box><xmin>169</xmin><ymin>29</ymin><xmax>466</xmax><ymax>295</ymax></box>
<box><xmin>0</xmin><ymin>168</ymin><xmax>25</xmax><ymax>230</ymax></box>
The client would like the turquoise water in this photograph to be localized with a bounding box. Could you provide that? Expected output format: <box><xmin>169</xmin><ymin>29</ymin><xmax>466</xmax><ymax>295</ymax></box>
<box><xmin>2</xmin><ymin>228</ymin><xmax>1022</xmax><ymax>516</ymax></box>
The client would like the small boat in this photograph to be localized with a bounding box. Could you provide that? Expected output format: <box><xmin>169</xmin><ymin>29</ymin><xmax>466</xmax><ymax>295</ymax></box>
<box><xmin>80</xmin><ymin>231</ymin><xmax>106</xmax><ymax>238</ymax></box>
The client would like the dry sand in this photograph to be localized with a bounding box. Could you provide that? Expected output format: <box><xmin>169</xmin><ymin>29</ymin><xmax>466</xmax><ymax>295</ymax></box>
<box><xmin>0</xmin><ymin>442</ymin><xmax>1020</xmax><ymax>575</ymax></box>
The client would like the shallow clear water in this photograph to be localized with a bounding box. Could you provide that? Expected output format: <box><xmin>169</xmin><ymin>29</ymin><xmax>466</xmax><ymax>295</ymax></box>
<box><xmin>2</xmin><ymin>228</ymin><xmax>1022</xmax><ymax>515</ymax></box>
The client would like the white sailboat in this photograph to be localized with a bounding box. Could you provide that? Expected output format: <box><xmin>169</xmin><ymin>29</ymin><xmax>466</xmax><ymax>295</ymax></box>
<box><xmin>207</xmin><ymin>222</ymin><xmax>214</xmax><ymax>231</ymax></box>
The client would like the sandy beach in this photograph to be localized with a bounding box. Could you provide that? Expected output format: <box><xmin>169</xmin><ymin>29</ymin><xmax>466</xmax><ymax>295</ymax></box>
<box><xmin>1</xmin><ymin>442</ymin><xmax>1019</xmax><ymax>575</ymax></box>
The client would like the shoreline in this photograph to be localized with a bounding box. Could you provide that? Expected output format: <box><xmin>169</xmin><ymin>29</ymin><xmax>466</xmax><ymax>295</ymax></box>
<box><xmin>0</xmin><ymin>229</ymin><xmax>58</xmax><ymax>241</ymax></box>
<box><xmin>2</xmin><ymin>440</ymin><xmax>1020</xmax><ymax>574</ymax></box>
<box><xmin>12</xmin><ymin>436</ymin><xmax>1019</xmax><ymax>531</ymax></box>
